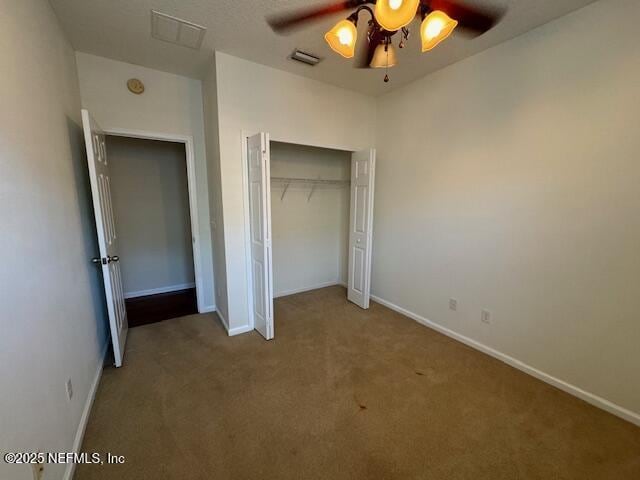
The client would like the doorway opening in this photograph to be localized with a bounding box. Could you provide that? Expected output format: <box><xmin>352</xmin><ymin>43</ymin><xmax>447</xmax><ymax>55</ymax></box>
<box><xmin>105</xmin><ymin>136</ymin><xmax>197</xmax><ymax>327</ymax></box>
<box><xmin>82</xmin><ymin>110</ymin><xmax>206</xmax><ymax>366</ymax></box>
<box><xmin>243</xmin><ymin>132</ymin><xmax>376</xmax><ymax>341</ymax></box>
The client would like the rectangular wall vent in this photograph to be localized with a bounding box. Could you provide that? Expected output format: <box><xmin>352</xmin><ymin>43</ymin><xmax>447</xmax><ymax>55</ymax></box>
<box><xmin>290</xmin><ymin>49</ymin><xmax>322</xmax><ymax>66</ymax></box>
<box><xmin>151</xmin><ymin>10</ymin><xmax>207</xmax><ymax>50</ymax></box>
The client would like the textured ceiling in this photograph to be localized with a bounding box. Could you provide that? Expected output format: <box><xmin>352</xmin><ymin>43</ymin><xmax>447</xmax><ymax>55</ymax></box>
<box><xmin>50</xmin><ymin>0</ymin><xmax>598</xmax><ymax>96</ymax></box>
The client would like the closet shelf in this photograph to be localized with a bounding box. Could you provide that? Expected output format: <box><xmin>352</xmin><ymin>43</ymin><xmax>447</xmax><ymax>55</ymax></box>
<box><xmin>270</xmin><ymin>177</ymin><xmax>350</xmax><ymax>202</ymax></box>
<box><xmin>271</xmin><ymin>177</ymin><xmax>349</xmax><ymax>186</ymax></box>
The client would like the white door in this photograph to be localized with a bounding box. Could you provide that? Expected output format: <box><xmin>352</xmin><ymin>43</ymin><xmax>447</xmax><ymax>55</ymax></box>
<box><xmin>247</xmin><ymin>133</ymin><xmax>274</xmax><ymax>339</ymax></box>
<box><xmin>348</xmin><ymin>149</ymin><xmax>376</xmax><ymax>309</ymax></box>
<box><xmin>81</xmin><ymin>110</ymin><xmax>128</xmax><ymax>367</ymax></box>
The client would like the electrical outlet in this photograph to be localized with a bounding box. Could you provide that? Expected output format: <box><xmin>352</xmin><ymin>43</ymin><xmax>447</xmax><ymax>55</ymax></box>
<box><xmin>481</xmin><ymin>309</ymin><xmax>492</xmax><ymax>324</ymax></box>
<box><xmin>449</xmin><ymin>298</ymin><xmax>458</xmax><ymax>311</ymax></box>
<box><xmin>66</xmin><ymin>378</ymin><xmax>73</xmax><ymax>401</ymax></box>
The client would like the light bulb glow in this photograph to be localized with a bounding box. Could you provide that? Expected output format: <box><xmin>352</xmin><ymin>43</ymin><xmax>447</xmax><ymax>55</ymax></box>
<box><xmin>337</xmin><ymin>27</ymin><xmax>353</xmax><ymax>46</ymax></box>
<box><xmin>421</xmin><ymin>10</ymin><xmax>458</xmax><ymax>52</ymax></box>
<box><xmin>389</xmin><ymin>0</ymin><xmax>403</xmax><ymax>10</ymax></box>
<box><xmin>424</xmin><ymin>18</ymin><xmax>445</xmax><ymax>40</ymax></box>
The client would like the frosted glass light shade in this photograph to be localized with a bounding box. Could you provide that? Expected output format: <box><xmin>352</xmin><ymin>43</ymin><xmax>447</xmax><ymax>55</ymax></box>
<box><xmin>325</xmin><ymin>19</ymin><xmax>358</xmax><ymax>58</ymax></box>
<box><xmin>370</xmin><ymin>44</ymin><xmax>398</xmax><ymax>68</ymax></box>
<box><xmin>421</xmin><ymin>10</ymin><xmax>458</xmax><ymax>52</ymax></box>
<box><xmin>374</xmin><ymin>0</ymin><xmax>420</xmax><ymax>31</ymax></box>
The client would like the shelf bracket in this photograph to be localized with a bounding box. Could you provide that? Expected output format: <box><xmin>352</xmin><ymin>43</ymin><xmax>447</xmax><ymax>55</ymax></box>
<box><xmin>280</xmin><ymin>181</ymin><xmax>291</xmax><ymax>201</ymax></box>
<box><xmin>307</xmin><ymin>183</ymin><xmax>317</xmax><ymax>202</ymax></box>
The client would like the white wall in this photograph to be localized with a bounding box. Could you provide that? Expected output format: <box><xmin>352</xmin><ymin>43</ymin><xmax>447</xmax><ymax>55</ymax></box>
<box><xmin>202</xmin><ymin>56</ymin><xmax>229</xmax><ymax>323</ymax></box>
<box><xmin>373</xmin><ymin>0</ymin><xmax>640</xmax><ymax>420</ymax></box>
<box><xmin>270</xmin><ymin>142</ymin><xmax>351</xmax><ymax>296</ymax></box>
<box><xmin>75</xmin><ymin>52</ymin><xmax>215</xmax><ymax>311</ymax></box>
<box><xmin>0</xmin><ymin>1</ymin><xmax>108</xmax><ymax>479</ymax></box>
<box><xmin>214</xmin><ymin>52</ymin><xmax>377</xmax><ymax>331</ymax></box>
<box><xmin>107</xmin><ymin>136</ymin><xmax>195</xmax><ymax>296</ymax></box>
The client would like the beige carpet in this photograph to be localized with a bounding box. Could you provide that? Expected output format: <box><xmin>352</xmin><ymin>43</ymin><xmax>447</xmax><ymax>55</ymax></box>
<box><xmin>77</xmin><ymin>286</ymin><xmax>640</xmax><ymax>479</ymax></box>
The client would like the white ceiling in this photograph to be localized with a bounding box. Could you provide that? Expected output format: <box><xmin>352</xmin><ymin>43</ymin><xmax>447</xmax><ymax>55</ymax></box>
<box><xmin>50</xmin><ymin>0</ymin><xmax>598</xmax><ymax>96</ymax></box>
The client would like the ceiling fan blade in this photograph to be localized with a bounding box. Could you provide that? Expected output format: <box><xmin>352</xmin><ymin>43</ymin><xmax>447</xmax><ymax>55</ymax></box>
<box><xmin>428</xmin><ymin>0</ymin><xmax>505</xmax><ymax>36</ymax></box>
<box><xmin>355</xmin><ymin>27</ymin><xmax>383</xmax><ymax>69</ymax></box>
<box><xmin>267</xmin><ymin>1</ymin><xmax>363</xmax><ymax>34</ymax></box>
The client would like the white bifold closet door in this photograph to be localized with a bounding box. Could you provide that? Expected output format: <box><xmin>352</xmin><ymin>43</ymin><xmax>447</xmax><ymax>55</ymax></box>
<box><xmin>81</xmin><ymin>109</ymin><xmax>129</xmax><ymax>367</ymax></box>
<box><xmin>247</xmin><ymin>133</ymin><xmax>274</xmax><ymax>340</ymax></box>
<box><xmin>246</xmin><ymin>135</ymin><xmax>375</xmax><ymax>340</ymax></box>
<box><xmin>347</xmin><ymin>148</ymin><xmax>376</xmax><ymax>309</ymax></box>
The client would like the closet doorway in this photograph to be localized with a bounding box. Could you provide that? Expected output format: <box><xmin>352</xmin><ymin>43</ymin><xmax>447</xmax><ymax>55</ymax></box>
<box><xmin>82</xmin><ymin>110</ymin><xmax>205</xmax><ymax>366</ymax></box>
<box><xmin>243</xmin><ymin>132</ymin><xmax>376</xmax><ymax>340</ymax></box>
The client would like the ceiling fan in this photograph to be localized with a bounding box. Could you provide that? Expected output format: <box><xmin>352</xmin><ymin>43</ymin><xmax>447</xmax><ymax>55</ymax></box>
<box><xmin>267</xmin><ymin>0</ymin><xmax>505</xmax><ymax>82</ymax></box>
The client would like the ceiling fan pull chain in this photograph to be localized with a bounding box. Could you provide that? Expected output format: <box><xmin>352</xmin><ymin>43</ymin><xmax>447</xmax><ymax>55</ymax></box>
<box><xmin>384</xmin><ymin>42</ymin><xmax>390</xmax><ymax>83</ymax></box>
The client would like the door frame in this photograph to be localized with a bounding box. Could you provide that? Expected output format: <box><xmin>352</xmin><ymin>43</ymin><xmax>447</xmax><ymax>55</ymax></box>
<box><xmin>240</xmin><ymin>130</ymin><xmax>363</xmax><ymax>330</ymax></box>
<box><xmin>104</xmin><ymin>127</ymin><xmax>206</xmax><ymax>314</ymax></box>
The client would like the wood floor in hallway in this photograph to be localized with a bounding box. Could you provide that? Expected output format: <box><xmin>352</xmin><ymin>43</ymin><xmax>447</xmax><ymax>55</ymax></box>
<box><xmin>76</xmin><ymin>286</ymin><xmax>640</xmax><ymax>480</ymax></box>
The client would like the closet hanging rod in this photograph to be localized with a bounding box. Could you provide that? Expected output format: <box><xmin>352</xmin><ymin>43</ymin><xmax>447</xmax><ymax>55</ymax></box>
<box><xmin>270</xmin><ymin>176</ymin><xmax>349</xmax><ymax>186</ymax></box>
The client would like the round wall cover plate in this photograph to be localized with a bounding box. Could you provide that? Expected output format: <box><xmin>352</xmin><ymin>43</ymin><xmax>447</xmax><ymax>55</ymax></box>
<box><xmin>127</xmin><ymin>78</ymin><xmax>145</xmax><ymax>95</ymax></box>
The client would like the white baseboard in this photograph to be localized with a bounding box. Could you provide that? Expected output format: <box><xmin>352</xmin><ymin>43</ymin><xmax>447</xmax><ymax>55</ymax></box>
<box><xmin>200</xmin><ymin>305</ymin><xmax>216</xmax><ymax>314</ymax></box>
<box><xmin>214</xmin><ymin>308</ymin><xmax>252</xmax><ymax>337</ymax></box>
<box><xmin>228</xmin><ymin>324</ymin><xmax>253</xmax><ymax>336</ymax></box>
<box><xmin>274</xmin><ymin>280</ymin><xmax>341</xmax><ymax>298</ymax></box>
<box><xmin>370</xmin><ymin>294</ymin><xmax>640</xmax><ymax>427</ymax></box>
<box><xmin>124</xmin><ymin>282</ymin><xmax>196</xmax><ymax>299</ymax></box>
<box><xmin>63</xmin><ymin>342</ymin><xmax>108</xmax><ymax>480</ymax></box>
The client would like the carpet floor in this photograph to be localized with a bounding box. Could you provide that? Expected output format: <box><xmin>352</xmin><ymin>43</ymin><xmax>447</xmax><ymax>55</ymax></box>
<box><xmin>76</xmin><ymin>286</ymin><xmax>640</xmax><ymax>480</ymax></box>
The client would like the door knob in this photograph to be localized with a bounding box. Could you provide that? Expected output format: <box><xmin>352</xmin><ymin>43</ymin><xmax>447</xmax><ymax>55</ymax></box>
<box><xmin>108</xmin><ymin>255</ymin><xmax>120</xmax><ymax>263</ymax></box>
<box><xmin>91</xmin><ymin>257</ymin><xmax>102</xmax><ymax>264</ymax></box>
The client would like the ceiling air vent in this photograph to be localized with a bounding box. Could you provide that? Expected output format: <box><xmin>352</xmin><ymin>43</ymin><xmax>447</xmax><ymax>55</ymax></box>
<box><xmin>290</xmin><ymin>49</ymin><xmax>322</xmax><ymax>66</ymax></box>
<box><xmin>151</xmin><ymin>10</ymin><xmax>207</xmax><ymax>50</ymax></box>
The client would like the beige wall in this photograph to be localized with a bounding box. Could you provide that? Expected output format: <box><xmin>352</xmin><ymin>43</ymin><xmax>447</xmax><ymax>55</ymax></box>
<box><xmin>0</xmin><ymin>1</ymin><xmax>108</xmax><ymax>479</ymax></box>
<box><xmin>75</xmin><ymin>52</ymin><xmax>215</xmax><ymax>311</ymax></box>
<box><xmin>270</xmin><ymin>142</ymin><xmax>351</xmax><ymax>296</ymax></box>
<box><xmin>214</xmin><ymin>51</ymin><xmax>377</xmax><ymax>331</ymax></box>
<box><xmin>107</xmin><ymin>136</ymin><xmax>195</xmax><ymax>296</ymax></box>
<box><xmin>373</xmin><ymin>0</ymin><xmax>640</xmax><ymax>419</ymax></box>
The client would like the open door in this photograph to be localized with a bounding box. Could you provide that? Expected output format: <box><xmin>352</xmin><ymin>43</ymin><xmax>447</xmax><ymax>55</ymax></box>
<box><xmin>247</xmin><ymin>133</ymin><xmax>274</xmax><ymax>339</ymax></box>
<box><xmin>81</xmin><ymin>109</ymin><xmax>128</xmax><ymax>367</ymax></box>
<box><xmin>348</xmin><ymin>148</ymin><xmax>376</xmax><ymax>309</ymax></box>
